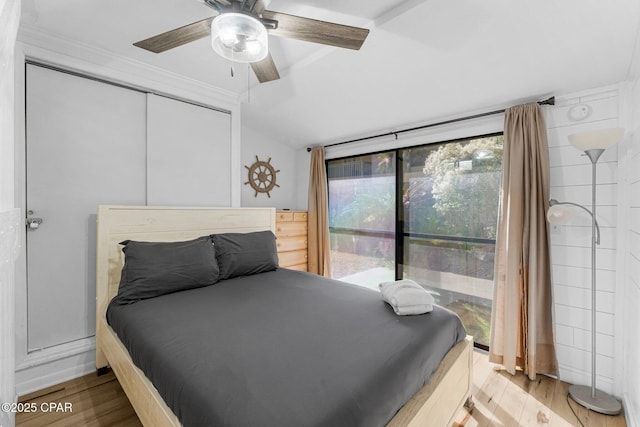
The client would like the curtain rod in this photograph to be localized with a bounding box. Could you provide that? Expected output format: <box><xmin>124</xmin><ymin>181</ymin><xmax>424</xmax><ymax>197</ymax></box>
<box><xmin>306</xmin><ymin>96</ymin><xmax>555</xmax><ymax>152</ymax></box>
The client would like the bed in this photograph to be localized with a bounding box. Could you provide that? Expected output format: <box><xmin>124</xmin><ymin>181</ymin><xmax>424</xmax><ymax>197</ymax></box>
<box><xmin>95</xmin><ymin>205</ymin><xmax>473</xmax><ymax>427</ymax></box>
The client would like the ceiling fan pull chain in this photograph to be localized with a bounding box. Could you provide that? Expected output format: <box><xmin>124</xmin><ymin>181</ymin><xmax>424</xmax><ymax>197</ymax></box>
<box><xmin>230</xmin><ymin>64</ymin><xmax>234</xmax><ymax>77</ymax></box>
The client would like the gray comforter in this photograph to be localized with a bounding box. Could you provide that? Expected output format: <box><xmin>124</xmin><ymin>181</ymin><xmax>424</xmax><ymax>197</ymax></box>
<box><xmin>107</xmin><ymin>268</ymin><xmax>466</xmax><ymax>427</ymax></box>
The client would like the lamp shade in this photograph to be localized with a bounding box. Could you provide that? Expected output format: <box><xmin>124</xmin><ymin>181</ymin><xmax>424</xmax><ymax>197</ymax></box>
<box><xmin>568</xmin><ymin>128</ymin><xmax>624</xmax><ymax>151</ymax></box>
<box><xmin>547</xmin><ymin>204</ymin><xmax>573</xmax><ymax>224</ymax></box>
<box><xmin>211</xmin><ymin>13</ymin><xmax>268</xmax><ymax>63</ymax></box>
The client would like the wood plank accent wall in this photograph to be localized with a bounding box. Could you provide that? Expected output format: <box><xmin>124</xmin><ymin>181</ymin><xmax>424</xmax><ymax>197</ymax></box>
<box><xmin>624</xmin><ymin>78</ymin><xmax>640</xmax><ymax>426</ymax></box>
<box><xmin>546</xmin><ymin>88</ymin><xmax>620</xmax><ymax>394</ymax></box>
<box><xmin>275</xmin><ymin>211</ymin><xmax>308</xmax><ymax>271</ymax></box>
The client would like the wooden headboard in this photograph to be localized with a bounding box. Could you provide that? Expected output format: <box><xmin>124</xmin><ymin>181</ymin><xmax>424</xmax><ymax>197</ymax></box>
<box><xmin>95</xmin><ymin>205</ymin><xmax>276</xmax><ymax>368</ymax></box>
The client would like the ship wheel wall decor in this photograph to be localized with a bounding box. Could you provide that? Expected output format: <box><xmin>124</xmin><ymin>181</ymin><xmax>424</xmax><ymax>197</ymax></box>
<box><xmin>244</xmin><ymin>156</ymin><xmax>280</xmax><ymax>198</ymax></box>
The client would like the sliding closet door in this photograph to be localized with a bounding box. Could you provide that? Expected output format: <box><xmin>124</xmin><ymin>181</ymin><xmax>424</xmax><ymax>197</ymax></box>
<box><xmin>25</xmin><ymin>64</ymin><xmax>146</xmax><ymax>351</ymax></box>
<box><xmin>146</xmin><ymin>94</ymin><xmax>232</xmax><ymax>206</ymax></box>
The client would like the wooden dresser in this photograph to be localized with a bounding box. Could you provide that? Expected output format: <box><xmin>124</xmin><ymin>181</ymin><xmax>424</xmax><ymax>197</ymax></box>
<box><xmin>275</xmin><ymin>210</ymin><xmax>308</xmax><ymax>272</ymax></box>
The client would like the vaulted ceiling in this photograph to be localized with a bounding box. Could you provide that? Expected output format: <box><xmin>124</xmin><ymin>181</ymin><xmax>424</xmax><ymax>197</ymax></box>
<box><xmin>20</xmin><ymin>0</ymin><xmax>640</xmax><ymax>148</ymax></box>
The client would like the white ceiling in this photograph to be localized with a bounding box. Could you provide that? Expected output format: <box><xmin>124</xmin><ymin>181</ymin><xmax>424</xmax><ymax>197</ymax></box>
<box><xmin>20</xmin><ymin>0</ymin><xmax>640</xmax><ymax>149</ymax></box>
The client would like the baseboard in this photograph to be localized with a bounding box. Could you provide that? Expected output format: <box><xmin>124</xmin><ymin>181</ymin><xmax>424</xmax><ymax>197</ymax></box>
<box><xmin>15</xmin><ymin>349</ymin><xmax>95</xmax><ymax>396</ymax></box>
<box><xmin>16</xmin><ymin>337</ymin><xmax>95</xmax><ymax>371</ymax></box>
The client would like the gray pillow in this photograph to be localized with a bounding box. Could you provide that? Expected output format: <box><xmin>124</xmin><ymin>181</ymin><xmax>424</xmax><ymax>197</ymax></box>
<box><xmin>113</xmin><ymin>236</ymin><xmax>219</xmax><ymax>305</ymax></box>
<box><xmin>212</xmin><ymin>231</ymin><xmax>279</xmax><ymax>280</ymax></box>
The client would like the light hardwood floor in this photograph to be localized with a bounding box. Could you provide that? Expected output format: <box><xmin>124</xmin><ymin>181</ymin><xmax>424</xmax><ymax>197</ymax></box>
<box><xmin>16</xmin><ymin>350</ymin><xmax>627</xmax><ymax>427</ymax></box>
<box><xmin>453</xmin><ymin>350</ymin><xmax>627</xmax><ymax>427</ymax></box>
<box><xmin>16</xmin><ymin>371</ymin><xmax>141</xmax><ymax>427</ymax></box>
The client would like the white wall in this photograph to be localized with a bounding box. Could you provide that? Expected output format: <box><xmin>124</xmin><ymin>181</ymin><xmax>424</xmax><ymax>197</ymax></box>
<box><xmin>241</xmin><ymin>125</ymin><xmax>300</xmax><ymax>210</ymax></box>
<box><xmin>295</xmin><ymin>147</ymin><xmax>311</xmax><ymax>211</ymax></box>
<box><xmin>546</xmin><ymin>86</ymin><xmax>622</xmax><ymax>396</ymax></box>
<box><xmin>621</xmin><ymin>73</ymin><xmax>640</xmax><ymax>425</ymax></box>
<box><xmin>0</xmin><ymin>0</ymin><xmax>18</xmax><ymax>211</ymax></box>
<box><xmin>0</xmin><ymin>1</ymin><xmax>20</xmax><ymax>426</ymax></box>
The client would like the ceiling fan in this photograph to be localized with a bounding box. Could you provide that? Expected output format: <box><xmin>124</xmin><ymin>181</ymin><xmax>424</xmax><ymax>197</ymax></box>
<box><xmin>133</xmin><ymin>0</ymin><xmax>370</xmax><ymax>83</ymax></box>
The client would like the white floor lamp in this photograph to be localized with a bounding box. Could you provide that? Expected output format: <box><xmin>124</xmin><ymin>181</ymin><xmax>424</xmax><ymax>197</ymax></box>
<box><xmin>547</xmin><ymin>127</ymin><xmax>624</xmax><ymax>415</ymax></box>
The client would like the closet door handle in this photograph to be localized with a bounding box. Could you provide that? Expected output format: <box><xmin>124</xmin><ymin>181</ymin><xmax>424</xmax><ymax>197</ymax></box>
<box><xmin>26</xmin><ymin>217</ymin><xmax>43</xmax><ymax>230</ymax></box>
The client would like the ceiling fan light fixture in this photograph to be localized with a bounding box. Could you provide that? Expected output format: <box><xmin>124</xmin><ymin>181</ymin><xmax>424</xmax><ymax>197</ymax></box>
<box><xmin>211</xmin><ymin>12</ymin><xmax>268</xmax><ymax>63</ymax></box>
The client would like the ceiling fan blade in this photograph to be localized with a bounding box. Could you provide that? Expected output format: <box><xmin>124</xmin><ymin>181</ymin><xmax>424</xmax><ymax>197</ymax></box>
<box><xmin>133</xmin><ymin>17</ymin><xmax>215</xmax><ymax>53</ymax></box>
<box><xmin>251</xmin><ymin>53</ymin><xmax>280</xmax><ymax>83</ymax></box>
<box><xmin>251</xmin><ymin>0</ymin><xmax>270</xmax><ymax>15</ymax></box>
<box><xmin>262</xmin><ymin>11</ymin><xmax>369</xmax><ymax>50</ymax></box>
<box><xmin>197</xmin><ymin>0</ymin><xmax>229</xmax><ymax>10</ymax></box>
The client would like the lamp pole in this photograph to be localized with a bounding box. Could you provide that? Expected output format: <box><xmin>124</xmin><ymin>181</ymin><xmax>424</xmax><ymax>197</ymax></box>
<box><xmin>586</xmin><ymin>149</ymin><xmax>602</xmax><ymax>401</ymax></box>
<box><xmin>567</xmin><ymin>148</ymin><xmax>621</xmax><ymax>415</ymax></box>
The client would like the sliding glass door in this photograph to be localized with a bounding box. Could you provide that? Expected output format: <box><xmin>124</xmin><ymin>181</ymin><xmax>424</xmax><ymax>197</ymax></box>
<box><xmin>400</xmin><ymin>136</ymin><xmax>502</xmax><ymax>348</ymax></box>
<box><xmin>328</xmin><ymin>152</ymin><xmax>396</xmax><ymax>289</ymax></box>
<box><xmin>327</xmin><ymin>135</ymin><xmax>503</xmax><ymax>348</ymax></box>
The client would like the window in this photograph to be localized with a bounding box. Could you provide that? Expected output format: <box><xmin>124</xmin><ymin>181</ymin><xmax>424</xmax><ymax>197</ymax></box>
<box><xmin>327</xmin><ymin>135</ymin><xmax>503</xmax><ymax>348</ymax></box>
<box><xmin>328</xmin><ymin>152</ymin><xmax>396</xmax><ymax>289</ymax></box>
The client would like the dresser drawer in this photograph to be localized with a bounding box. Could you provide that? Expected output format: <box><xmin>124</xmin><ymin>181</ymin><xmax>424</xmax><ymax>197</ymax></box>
<box><xmin>276</xmin><ymin>236</ymin><xmax>307</xmax><ymax>252</ymax></box>
<box><xmin>276</xmin><ymin>221</ymin><xmax>307</xmax><ymax>238</ymax></box>
<box><xmin>293</xmin><ymin>212</ymin><xmax>308</xmax><ymax>222</ymax></box>
<box><xmin>276</xmin><ymin>211</ymin><xmax>294</xmax><ymax>222</ymax></box>
<box><xmin>278</xmin><ymin>249</ymin><xmax>308</xmax><ymax>267</ymax></box>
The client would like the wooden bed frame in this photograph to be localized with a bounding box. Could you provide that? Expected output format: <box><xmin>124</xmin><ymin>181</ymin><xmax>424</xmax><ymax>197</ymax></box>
<box><xmin>95</xmin><ymin>205</ymin><xmax>473</xmax><ymax>427</ymax></box>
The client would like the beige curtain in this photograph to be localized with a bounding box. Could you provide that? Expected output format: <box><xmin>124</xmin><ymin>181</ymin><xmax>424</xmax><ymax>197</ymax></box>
<box><xmin>489</xmin><ymin>103</ymin><xmax>558</xmax><ymax>380</ymax></box>
<box><xmin>308</xmin><ymin>146</ymin><xmax>331</xmax><ymax>277</ymax></box>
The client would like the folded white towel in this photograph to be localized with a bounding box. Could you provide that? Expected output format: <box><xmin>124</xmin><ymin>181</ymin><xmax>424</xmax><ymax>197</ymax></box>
<box><xmin>378</xmin><ymin>279</ymin><xmax>434</xmax><ymax>315</ymax></box>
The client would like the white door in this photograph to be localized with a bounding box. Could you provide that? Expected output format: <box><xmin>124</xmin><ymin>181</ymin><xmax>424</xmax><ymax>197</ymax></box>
<box><xmin>146</xmin><ymin>93</ymin><xmax>232</xmax><ymax>206</ymax></box>
<box><xmin>25</xmin><ymin>64</ymin><xmax>147</xmax><ymax>351</ymax></box>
